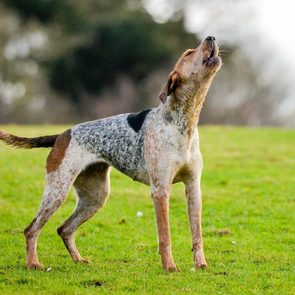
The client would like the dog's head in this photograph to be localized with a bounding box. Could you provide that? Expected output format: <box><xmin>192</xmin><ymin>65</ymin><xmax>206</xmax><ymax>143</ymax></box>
<box><xmin>159</xmin><ymin>36</ymin><xmax>222</xmax><ymax>103</ymax></box>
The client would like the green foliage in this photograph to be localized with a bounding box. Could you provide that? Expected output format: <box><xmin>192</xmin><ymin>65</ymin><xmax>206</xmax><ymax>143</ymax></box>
<box><xmin>49</xmin><ymin>12</ymin><xmax>197</xmax><ymax>103</ymax></box>
<box><xmin>0</xmin><ymin>125</ymin><xmax>294</xmax><ymax>294</ymax></box>
<box><xmin>1</xmin><ymin>0</ymin><xmax>84</xmax><ymax>30</ymax></box>
<box><xmin>49</xmin><ymin>16</ymin><xmax>175</xmax><ymax>101</ymax></box>
<box><xmin>1</xmin><ymin>0</ymin><xmax>197</xmax><ymax>104</ymax></box>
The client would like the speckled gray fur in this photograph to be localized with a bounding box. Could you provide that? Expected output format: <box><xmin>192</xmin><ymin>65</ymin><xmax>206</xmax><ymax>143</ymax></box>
<box><xmin>72</xmin><ymin>109</ymin><xmax>157</xmax><ymax>183</ymax></box>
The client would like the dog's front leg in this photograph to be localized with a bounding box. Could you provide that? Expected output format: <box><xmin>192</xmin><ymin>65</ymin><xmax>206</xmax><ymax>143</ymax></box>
<box><xmin>151</xmin><ymin>184</ymin><xmax>179</xmax><ymax>272</ymax></box>
<box><xmin>185</xmin><ymin>178</ymin><xmax>207</xmax><ymax>269</ymax></box>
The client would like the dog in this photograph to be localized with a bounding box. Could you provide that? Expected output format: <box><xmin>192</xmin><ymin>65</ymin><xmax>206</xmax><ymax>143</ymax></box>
<box><xmin>0</xmin><ymin>36</ymin><xmax>222</xmax><ymax>272</ymax></box>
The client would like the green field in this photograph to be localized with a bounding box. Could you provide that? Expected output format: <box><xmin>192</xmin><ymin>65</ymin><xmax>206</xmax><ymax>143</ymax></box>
<box><xmin>0</xmin><ymin>125</ymin><xmax>294</xmax><ymax>294</ymax></box>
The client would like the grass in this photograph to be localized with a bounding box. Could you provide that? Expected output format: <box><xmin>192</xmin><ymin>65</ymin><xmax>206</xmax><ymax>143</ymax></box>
<box><xmin>0</xmin><ymin>125</ymin><xmax>294</xmax><ymax>294</ymax></box>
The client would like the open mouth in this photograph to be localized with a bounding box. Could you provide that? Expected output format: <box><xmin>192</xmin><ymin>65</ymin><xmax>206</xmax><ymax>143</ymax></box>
<box><xmin>203</xmin><ymin>45</ymin><xmax>218</xmax><ymax>66</ymax></box>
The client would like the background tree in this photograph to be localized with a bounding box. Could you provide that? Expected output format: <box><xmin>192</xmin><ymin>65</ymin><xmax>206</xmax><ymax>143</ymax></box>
<box><xmin>1</xmin><ymin>0</ymin><xmax>293</xmax><ymax>126</ymax></box>
<box><xmin>0</xmin><ymin>0</ymin><xmax>197</xmax><ymax>122</ymax></box>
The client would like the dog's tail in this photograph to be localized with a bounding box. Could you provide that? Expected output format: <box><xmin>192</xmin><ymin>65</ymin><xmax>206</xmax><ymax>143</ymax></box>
<box><xmin>0</xmin><ymin>130</ymin><xmax>59</xmax><ymax>149</ymax></box>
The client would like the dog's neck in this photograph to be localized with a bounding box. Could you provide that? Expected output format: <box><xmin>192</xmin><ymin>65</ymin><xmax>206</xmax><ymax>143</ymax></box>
<box><xmin>163</xmin><ymin>79</ymin><xmax>212</xmax><ymax>137</ymax></box>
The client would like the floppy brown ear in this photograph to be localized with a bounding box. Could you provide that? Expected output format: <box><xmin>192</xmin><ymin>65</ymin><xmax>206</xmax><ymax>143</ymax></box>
<box><xmin>159</xmin><ymin>71</ymin><xmax>180</xmax><ymax>104</ymax></box>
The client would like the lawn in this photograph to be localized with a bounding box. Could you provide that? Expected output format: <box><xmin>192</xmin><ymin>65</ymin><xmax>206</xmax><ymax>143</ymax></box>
<box><xmin>0</xmin><ymin>125</ymin><xmax>294</xmax><ymax>294</ymax></box>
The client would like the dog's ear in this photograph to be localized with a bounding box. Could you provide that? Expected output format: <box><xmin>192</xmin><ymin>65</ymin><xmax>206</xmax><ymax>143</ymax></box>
<box><xmin>159</xmin><ymin>71</ymin><xmax>180</xmax><ymax>104</ymax></box>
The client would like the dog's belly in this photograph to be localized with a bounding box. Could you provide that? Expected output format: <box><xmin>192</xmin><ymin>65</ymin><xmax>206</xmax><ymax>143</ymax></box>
<box><xmin>102</xmin><ymin>144</ymin><xmax>150</xmax><ymax>185</ymax></box>
<box><xmin>119</xmin><ymin>165</ymin><xmax>151</xmax><ymax>185</ymax></box>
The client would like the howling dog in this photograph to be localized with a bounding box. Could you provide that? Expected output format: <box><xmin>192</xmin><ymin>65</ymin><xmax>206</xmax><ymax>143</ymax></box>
<box><xmin>0</xmin><ymin>36</ymin><xmax>222</xmax><ymax>271</ymax></box>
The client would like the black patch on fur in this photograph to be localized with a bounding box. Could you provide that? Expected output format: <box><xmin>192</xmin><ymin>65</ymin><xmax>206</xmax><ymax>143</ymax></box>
<box><xmin>127</xmin><ymin>109</ymin><xmax>151</xmax><ymax>132</ymax></box>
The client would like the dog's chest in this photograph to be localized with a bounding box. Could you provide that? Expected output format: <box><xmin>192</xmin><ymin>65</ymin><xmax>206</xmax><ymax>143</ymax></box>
<box><xmin>146</xmin><ymin>120</ymin><xmax>197</xmax><ymax>161</ymax></box>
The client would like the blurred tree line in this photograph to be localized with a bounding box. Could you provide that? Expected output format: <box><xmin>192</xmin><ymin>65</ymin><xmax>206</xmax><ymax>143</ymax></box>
<box><xmin>2</xmin><ymin>0</ymin><xmax>290</xmax><ymax>126</ymax></box>
<box><xmin>0</xmin><ymin>0</ymin><xmax>197</xmax><ymax>123</ymax></box>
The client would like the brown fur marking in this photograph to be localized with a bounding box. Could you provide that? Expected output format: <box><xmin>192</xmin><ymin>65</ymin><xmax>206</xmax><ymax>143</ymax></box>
<box><xmin>46</xmin><ymin>129</ymin><xmax>71</xmax><ymax>173</ymax></box>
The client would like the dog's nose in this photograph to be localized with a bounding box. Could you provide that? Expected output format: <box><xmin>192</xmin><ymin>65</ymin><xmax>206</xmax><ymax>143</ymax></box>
<box><xmin>205</xmin><ymin>36</ymin><xmax>215</xmax><ymax>41</ymax></box>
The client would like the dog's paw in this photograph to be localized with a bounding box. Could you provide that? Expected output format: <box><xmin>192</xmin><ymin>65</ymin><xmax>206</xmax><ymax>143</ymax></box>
<box><xmin>194</xmin><ymin>251</ymin><xmax>207</xmax><ymax>270</ymax></box>
<box><xmin>163</xmin><ymin>264</ymin><xmax>180</xmax><ymax>272</ymax></box>
<box><xmin>167</xmin><ymin>266</ymin><xmax>181</xmax><ymax>272</ymax></box>
<box><xmin>27</xmin><ymin>262</ymin><xmax>44</xmax><ymax>270</ymax></box>
<box><xmin>194</xmin><ymin>261</ymin><xmax>207</xmax><ymax>270</ymax></box>
<box><xmin>75</xmin><ymin>257</ymin><xmax>91</xmax><ymax>265</ymax></box>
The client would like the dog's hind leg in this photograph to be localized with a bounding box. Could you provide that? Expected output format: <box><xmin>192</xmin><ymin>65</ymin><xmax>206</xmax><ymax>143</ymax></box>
<box><xmin>24</xmin><ymin>163</ymin><xmax>81</xmax><ymax>270</ymax></box>
<box><xmin>24</xmin><ymin>133</ymin><xmax>92</xmax><ymax>270</ymax></box>
<box><xmin>57</xmin><ymin>163</ymin><xmax>111</xmax><ymax>264</ymax></box>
